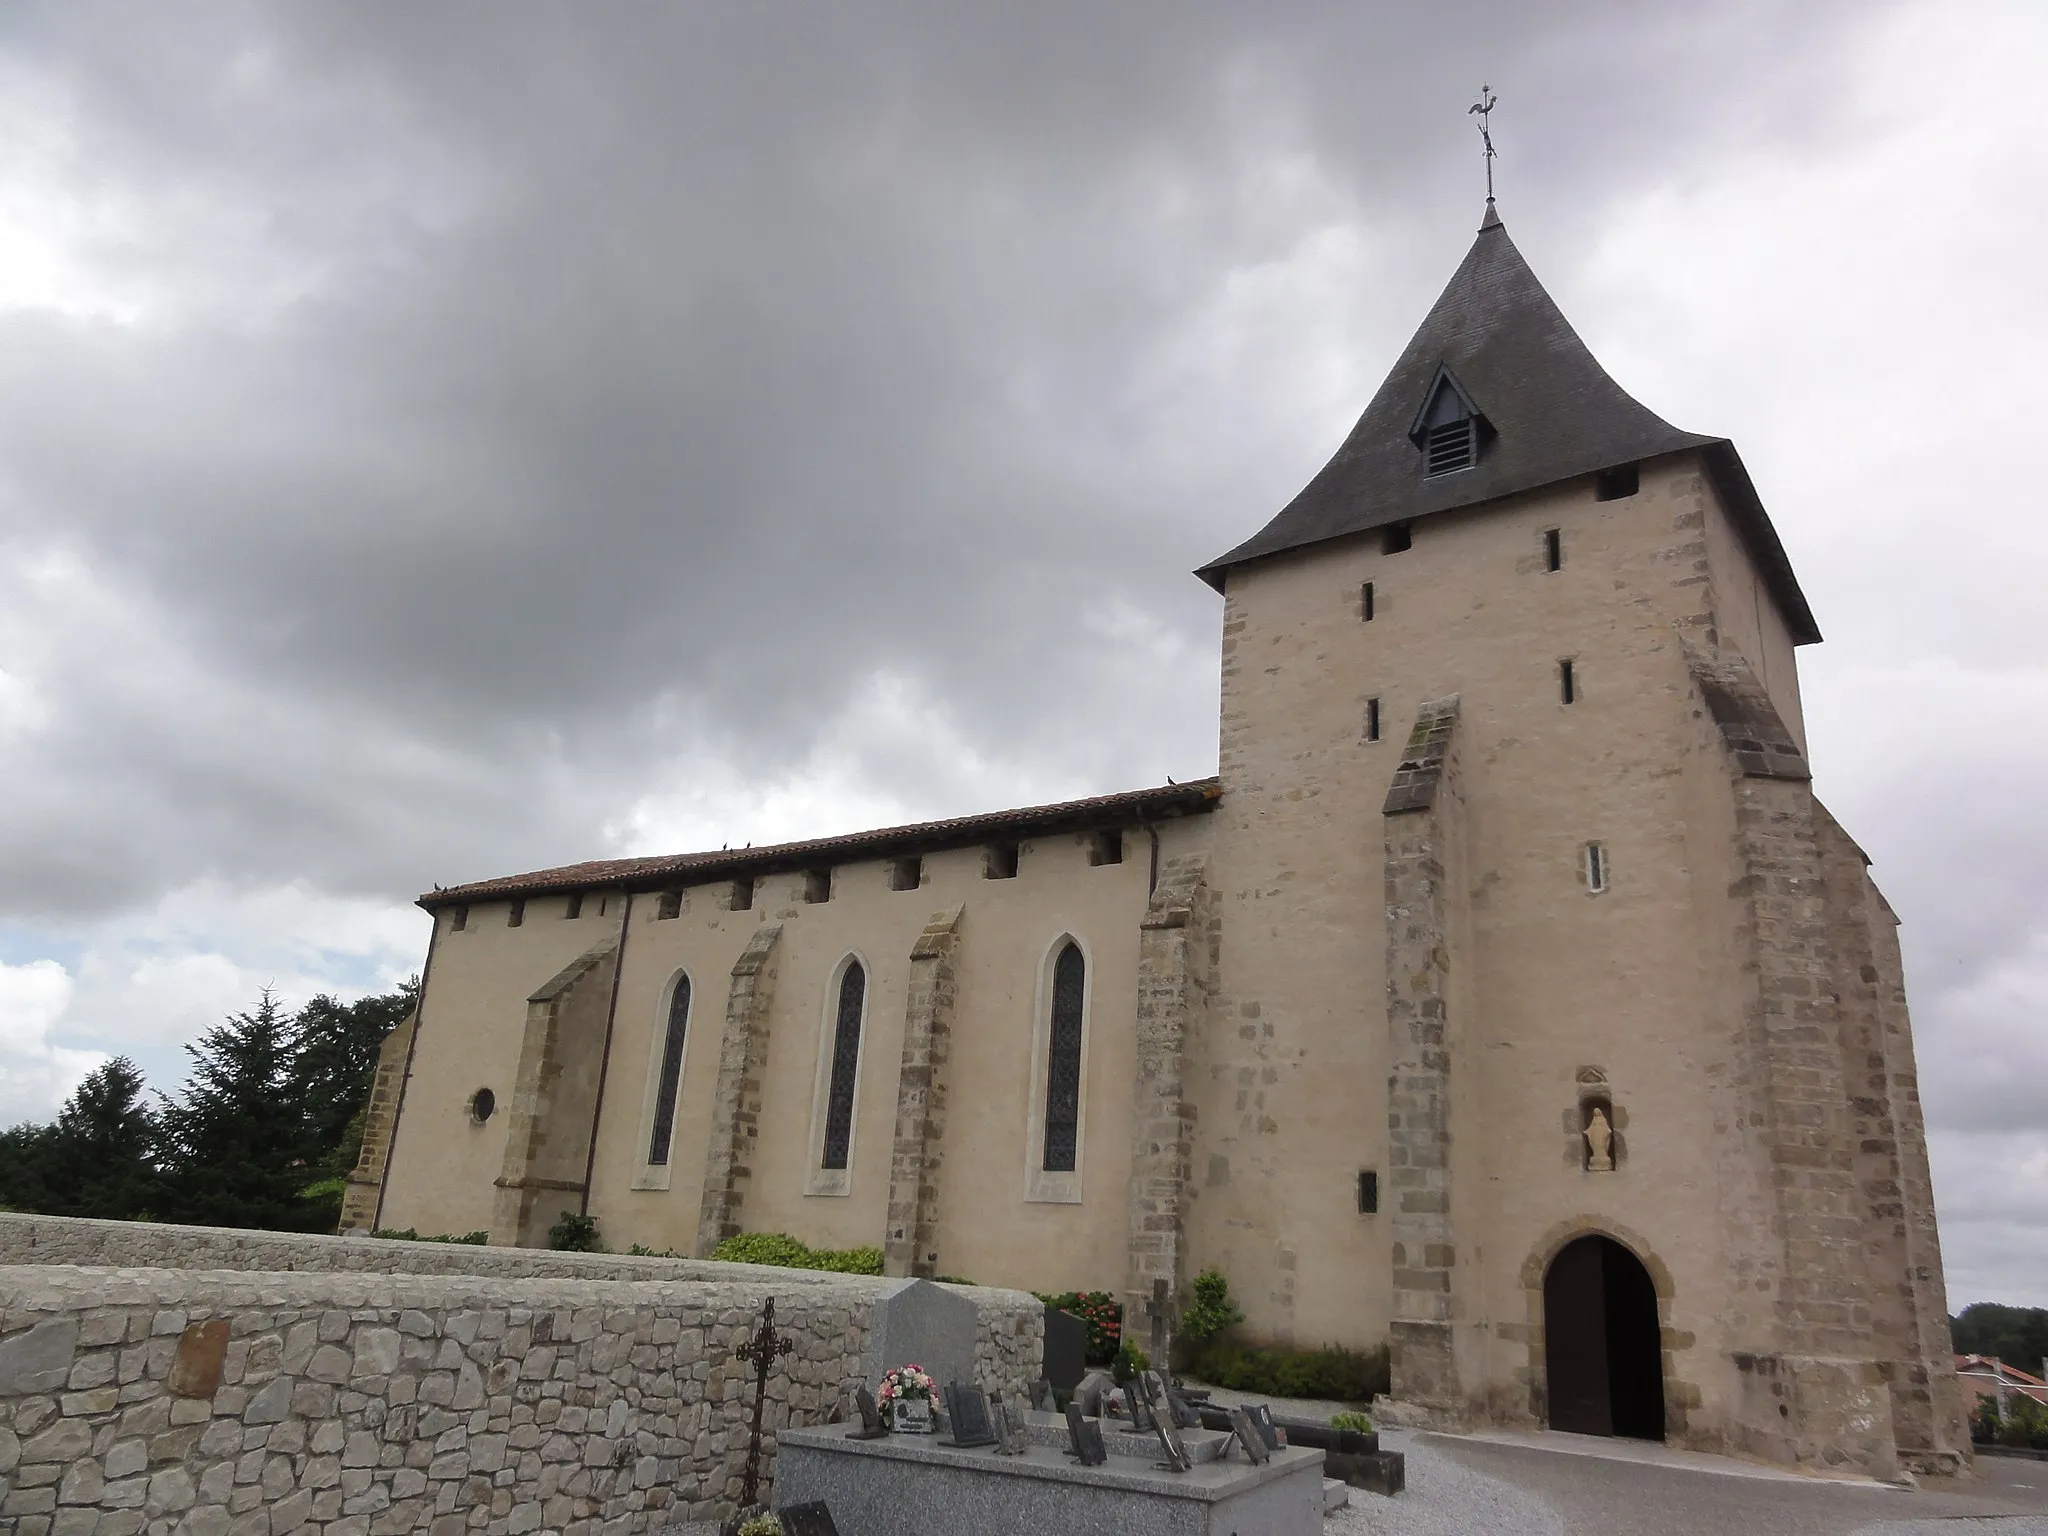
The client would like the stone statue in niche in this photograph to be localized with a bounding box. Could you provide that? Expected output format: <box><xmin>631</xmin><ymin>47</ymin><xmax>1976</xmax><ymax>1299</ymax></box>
<box><xmin>1585</xmin><ymin>1106</ymin><xmax>1614</xmax><ymax>1172</ymax></box>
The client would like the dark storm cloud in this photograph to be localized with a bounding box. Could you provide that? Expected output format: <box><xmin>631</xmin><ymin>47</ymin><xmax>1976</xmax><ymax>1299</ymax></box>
<box><xmin>0</xmin><ymin>0</ymin><xmax>1870</xmax><ymax>911</ymax></box>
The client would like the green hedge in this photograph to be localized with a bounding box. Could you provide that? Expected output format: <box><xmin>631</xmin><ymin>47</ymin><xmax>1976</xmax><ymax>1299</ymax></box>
<box><xmin>711</xmin><ymin>1232</ymin><xmax>884</xmax><ymax>1274</ymax></box>
<box><xmin>1189</xmin><ymin>1340</ymin><xmax>1389</xmax><ymax>1403</ymax></box>
<box><xmin>372</xmin><ymin>1228</ymin><xmax>490</xmax><ymax>1245</ymax></box>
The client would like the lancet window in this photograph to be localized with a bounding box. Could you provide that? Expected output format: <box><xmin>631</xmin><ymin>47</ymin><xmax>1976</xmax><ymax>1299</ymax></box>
<box><xmin>1041</xmin><ymin>942</ymin><xmax>1087</xmax><ymax>1172</ymax></box>
<box><xmin>821</xmin><ymin>960</ymin><xmax>866</xmax><ymax>1170</ymax></box>
<box><xmin>646</xmin><ymin>974</ymin><xmax>691</xmax><ymax>1165</ymax></box>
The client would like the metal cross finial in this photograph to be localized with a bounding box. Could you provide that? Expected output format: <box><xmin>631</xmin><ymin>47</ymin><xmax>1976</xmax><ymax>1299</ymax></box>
<box><xmin>733</xmin><ymin>1296</ymin><xmax>796</xmax><ymax>1511</ymax></box>
<box><xmin>1468</xmin><ymin>85</ymin><xmax>1499</xmax><ymax>202</ymax></box>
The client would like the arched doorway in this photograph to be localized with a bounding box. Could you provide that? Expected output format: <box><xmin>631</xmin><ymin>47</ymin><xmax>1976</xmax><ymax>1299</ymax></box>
<box><xmin>1543</xmin><ymin>1233</ymin><xmax>1664</xmax><ymax>1440</ymax></box>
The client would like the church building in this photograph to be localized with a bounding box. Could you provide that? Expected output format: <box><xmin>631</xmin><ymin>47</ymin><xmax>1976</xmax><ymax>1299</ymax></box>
<box><xmin>347</xmin><ymin>203</ymin><xmax>1968</xmax><ymax>1478</ymax></box>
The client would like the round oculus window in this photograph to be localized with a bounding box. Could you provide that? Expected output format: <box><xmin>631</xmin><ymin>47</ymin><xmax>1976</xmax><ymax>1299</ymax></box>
<box><xmin>469</xmin><ymin>1087</ymin><xmax>496</xmax><ymax>1124</ymax></box>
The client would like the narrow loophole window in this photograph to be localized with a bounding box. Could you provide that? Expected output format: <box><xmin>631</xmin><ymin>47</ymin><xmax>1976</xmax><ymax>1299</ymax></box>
<box><xmin>890</xmin><ymin>857</ymin><xmax>922</xmax><ymax>892</ymax></box>
<box><xmin>803</xmin><ymin>869</ymin><xmax>832</xmax><ymax>904</ymax></box>
<box><xmin>506</xmin><ymin>900</ymin><xmax>524</xmax><ymax>928</ymax></box>
<box><xmin>1544</xmin><ymin>528</ymin><xmax>1562</xmax><ymax>572</ymax></box>
<box><xmin>564</xmin><ymin>892</ymin><xmax>583</xmax><ymax>920</ymax></box>
<box><xmin>1358</xmin><ymin>1169</ymin><xmax>1379</xmax><ymax>1214</ymax></box>
<box><xmin>1360</xmin><ymin>581</ymin><xmax>1375</xmax><ymax>622</ymax></box>
<box><xmin>647</xmin><ymin>975</ymin><xmax>691</xmax><ymax>1165</ymax></box>
<box><xmin>1088</xmin><ymin>831</ymin><xmax>1123</xmax><ymax>867</ymax></box>
<box><xmin>1585</xmin><ymin>842</ymin><xmax>1609</xmax><ymax>894</ymax></box>
<box><xmin>729</xmin><ymin>877</ymin><xmax>755</xmax><ymax>912</ymax></box>
<box><xmin>1383</xmin><ymin>523</ymin><xmax>1412</xmax><ymax>555</ymax></box>
<box><xmin>1560</xmin><ymin>659</ymin><xmax>1576</xmax><ymax>705</ymax></box>
<box><xmin>985</xmin><ymin>841</ymin><xmax>1019</xmax><ymax>880</ymax></box>
<box><xmin>450</xmin><ymin>905</ymin><xmax>469</xmax><ymax>933</ymax></box>
<box><xmin>1365</xmin><ymin>697</ymin><xmax>1382</xmax><ymax>742</ymax></box>
<box><xmin>656</xmin><ymin>890</ymin><xmax>682</xmax><ymax>920</ymax></box>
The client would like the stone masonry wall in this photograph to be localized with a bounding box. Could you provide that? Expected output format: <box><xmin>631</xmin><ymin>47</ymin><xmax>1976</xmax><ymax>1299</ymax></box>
<box><xmin>881</xmin><ymin>907</ymin><xmax>964</xmax><ymax>1280</ymax></box>
<box><xmin>0</xmin><ymin>1221</ymin><xmax>1043</xmax><ymax>1536</ymax></box>
<box><xmin>340</xmin><ymin>1020</ymin><xmax>417</xmax><ymax>1237</ymax></box>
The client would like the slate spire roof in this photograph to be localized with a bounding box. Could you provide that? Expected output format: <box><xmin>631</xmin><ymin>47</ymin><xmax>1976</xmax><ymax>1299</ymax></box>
<box><xmin>1199</xmin><ymin>206</ymin><xmax>1819</xmax><ymax>644</ymax></box>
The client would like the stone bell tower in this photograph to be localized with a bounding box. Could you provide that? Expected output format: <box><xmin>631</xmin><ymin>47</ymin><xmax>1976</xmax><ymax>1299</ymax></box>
<box><xmin>1183</xmin><ymin>202</ymin><xmax>1968</xmax><ymax>1477</ymax></box>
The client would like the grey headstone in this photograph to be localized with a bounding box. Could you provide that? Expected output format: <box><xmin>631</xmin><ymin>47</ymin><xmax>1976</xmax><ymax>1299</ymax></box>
<box><xmin>1040</xmin><ymin>1306</ymin><xmax>1088</xmax><ymax>1390</ymax></box>
<box><xmin>0</xmin><ymin>1318</ymin><xmax>77</xmax><ymax>1396</ymax></box>
<box><xmin>1027</xmin><ymin>1379</ymin><xmax>1052</xmax><ymax>1412</ymax></box>
<box><xmin>1246</xmin><ymin>1403</ymin><xmax>1280</xmax><ymax>1452</ymax></box>
<box><xmin>942</xmin><ymin>1382</ymin><xmax>995</xmax><ymax>1448</ymax></box>
<box><xmin>1062</xmin><ymin>1403</ymin><xmax>1107</xmax><ymax>1466</ymax></box>
<box><xmin>1072</xmin><ymin>1368</ymin><xmax>1115</xmax><ymax>1416</ymax></box>
<box><xmin>1227</xmin><ymin>1407</ymin><xmax>1269</xmax><ymax>1464</ymax></box>
<box><xmin>777</xmin><ymin>1500</ymin><xmax>839</xmax><ymax>1536</ymax></box>
<box><xmin>861</xmin><ymin>1279</ymin><xmax>978</xmax><ymax>1395</ymax></box>
<box><xmin>850</xmin><ymin>1386</ymin><xmax>886</xmax><ymax>1440</ymax></box>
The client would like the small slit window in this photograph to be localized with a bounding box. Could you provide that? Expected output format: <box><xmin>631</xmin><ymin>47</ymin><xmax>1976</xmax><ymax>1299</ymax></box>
<box><xmin>890</xmin><ymin>857</ymin><xmax>922</xmax><ymax>892</ymax></box>
<box><xmin>1560</xmin><ymin>659</ymin><xmax>1576</xmax><ymax>705</ymax></box>
<box><xmin>1365</xmin><ymin>697</ymin><xmax>1382</xmax><ymax>742</ymax></box>
<box><xmin>506</xmin><ymin>900</ymin><xmax>524</xmax><ymax>928</ymax></box>
<box><xmin>657</xmin><ymin>890</ymin><xmax>682</xmax><ymax>921</ymax></box>
<box><xmin>1585</xmin><ymin>842</ymin><xmax>1609</xmax><ymax>894</ymax></box>
<box><xmin>1358</xmin><ymin>1169</ymin><xmax>1379</xmax><ymax>1214</ymax></box>
<box><xmin>646</xmin><ymin>975</ymin><xmax>691</xmax><ymax>1165</ymax></box>
<box><xmin>1087</xmin><ymin>831</ymin><xmax>1123</xmax><ymax>867</ymax></box>
<box><xmin>1360</xmin><ymin>581</ymin><xmax>1375</xmax><ymax>622</ymax></box>
<box><xmin>1544</xmin><ymin>528</ymin><xmax>1563</xmax><ymax>572</ymax></box>
<box><xmin>985</xmin><ymin>841</ymin><xmax>1019</xmax><ymax>880</ymax></box>
<box><xmin>1596</xmin><ymin>464</ymin><xmax>1640</xmax><ymax>502</ymax></box>
<box><xmin>821</xmin><ymin>961</ymin><xmax>866</xmax><ymax>1170</ymax></box>
<box><xmin>729</xmin><ymin>877</ymin><xmax>754</xmax><ymax>912</ymax></box>
<box><xmin>1382</xmin><ymin>523</ymin><xmax>1412</xmax><ymax>555</ymax></box>
<box><xmin>564</xmin><ymin>892</ymin><xmax>582</xmax><ymax>920</ymax></box>
<box><xmin>450</xmin><ymin>905</ymin><xmax>469</xmax><ymax>933</ymax></box>
<box><xmin>1042</xmin><ymin>943</ymin><xmax>1086</xmax><ymax>1173</ymax></box>
<box><xmin>803</xmin><ymin>868</ymin><xmax>832</xmax><ymax>904</ymax></box>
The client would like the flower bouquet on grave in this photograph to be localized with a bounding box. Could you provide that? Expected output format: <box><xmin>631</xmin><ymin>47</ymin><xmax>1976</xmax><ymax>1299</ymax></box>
<box><xmin>879</xmin><ymin>1364</ymin><xmax>936</xmax><ymax>1433</ymax></box>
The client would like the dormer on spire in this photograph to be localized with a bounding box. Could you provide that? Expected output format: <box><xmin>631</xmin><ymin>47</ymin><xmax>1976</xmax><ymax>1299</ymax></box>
<box><xmin>1408</xmin><ymin>365</ymin><xmax>1489</xmax><ymax>477</ymax></box>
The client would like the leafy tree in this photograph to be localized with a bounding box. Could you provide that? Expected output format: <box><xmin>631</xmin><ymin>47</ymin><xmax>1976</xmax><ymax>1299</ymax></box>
<box><xmin>1952</xmin><ymin>1304</ymin><xmax>2048</xmax><ymax>1379</ymax></box>
<box><xmin>289</xmin><ymin>979</ymin><xmax>417</xmax><ymax>1179</ymax></box>
<box><xmin>155</xmin><ymin>989</ymin><xmax>323</xmax><ymax>1231</ymax></box>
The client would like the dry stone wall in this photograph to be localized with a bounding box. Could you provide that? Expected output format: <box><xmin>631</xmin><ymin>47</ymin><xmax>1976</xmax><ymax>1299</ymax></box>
<box><xmin>0</xmin><ymin>1218</ymin><xmax>1042</xmax><ymax>1536</ymax></box>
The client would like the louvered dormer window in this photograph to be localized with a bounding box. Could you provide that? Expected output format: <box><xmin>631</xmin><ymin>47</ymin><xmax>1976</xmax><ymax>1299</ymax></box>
<box><xmin>1426</xmin><ymin>417</ymin><xmax>1476</xmax><ymax>476</ymax></box>
<box><xmin>1410</xmin><ymin>365</ymin><xmax>1487</xmax><ymax>479</ymax></box>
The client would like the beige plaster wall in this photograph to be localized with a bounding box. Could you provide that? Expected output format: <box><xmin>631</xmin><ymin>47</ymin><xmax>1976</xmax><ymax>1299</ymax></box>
<box><xmin>380</xmin><ymin>894</ymin><xmax>627</xmax><ymax>1238</ymax></box>
<box><xmin>1698</xmin><ymin>484</ymin><xmax>1807</xmax><ymax>753</ymax></box>
<box><xmin>393</xmin><ymin>819</ymin><xmax>1213</xmax><ymax>1297</ymax></box>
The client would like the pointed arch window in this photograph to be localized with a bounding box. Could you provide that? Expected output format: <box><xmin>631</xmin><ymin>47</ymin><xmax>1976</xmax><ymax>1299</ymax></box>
<box><xmin>646</xmin><ymin>974</ymin><xmax>691</xmax><ymax>1165</ymax></box>
<box><xmin>1041</xmin><ymin>942</ymin><xmax>1087</xmax><ymax>1172</ymax></box>
<box><xmin>821</xmin><ymin>960</ymin><xmax>866</xmax><ymax>1170</ymax></box>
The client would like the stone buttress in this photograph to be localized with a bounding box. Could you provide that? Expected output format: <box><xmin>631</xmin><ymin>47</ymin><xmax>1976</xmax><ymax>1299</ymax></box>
<box><xmin>883</xmin><ymin>905</ymin><xmax>965</xmax><ymax>1277</ymax></box>
<box><xmin>694</xmin><ymin>922</ymin><xmax>785</xmax><ymax>1255</ymax></box>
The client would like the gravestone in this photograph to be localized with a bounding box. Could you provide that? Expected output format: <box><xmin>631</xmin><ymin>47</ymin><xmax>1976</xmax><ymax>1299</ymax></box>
<box><xmin>1121</xmin><ymin>1382</ymin><xmax>1155</xmax><ymax>1431</ymax></box>
<box><xmin>849</xmin><ymin>1386</ymin><xmax>887</xmax><ymax>1441</ymax></box>
<box><xmin>942</xmin><ymin>1381</ymin><xmax>996</xmax><ymax>1448</ymax></box>
<box><xmin>1137</xmin><ymin>1375</ymin><xmax>1191</xmax><ymax>1472</ymax></box>
<box><xmin>1027</xmin><ymin>1378</ymin><xmax>1053</xmax><ymax>1412</ymax></box>
<box><xmin>1236</xmin><ymin>1409</ymin><xmax>1269</xmax><ymax>1458</ymax></box>
<box><xmin>988</xmin><ymin>1392</ymin><xmax>1028</xmax><ymax>1455</ymax></box>
<box><xmin>1228</xmin><ymin>1407</ymin><xmax>1270</xmax><ymax>1464</ymax></box>
<box><xmin>777</xmin><ymin>1501</ymin><xmax>840</xmax><ymax>1536</ymax></box>
<box><xmin>1164</xmin><ymin>1380</ymin><xmax>1202</xmax><ymax>1429</ymax></box>
<box><xmin>862</xmin><ymin>1278</ymin><xmax>979</xmax><ymax>1397</ymax></box>
<box><xmin>1041</xmin><ymin>1305</ymin><xmax>1088</xmax><ymax>1390</ymax></box>
<box><xmin>1073</xmin><ymin>1368</ymin><xmax>1116</xmax><ymax>1416</ymax></box>
<box><xmin>1063</xmin><ymin>1403</ymin><xmax>1108</xmax><ymax>1467</ymax></box>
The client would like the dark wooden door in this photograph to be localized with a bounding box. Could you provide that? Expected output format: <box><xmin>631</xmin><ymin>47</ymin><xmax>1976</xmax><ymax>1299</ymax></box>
<box><xmin>1544</xmin><ymin>1235</ymin><xmax>1612</xmax><ymax>1434</ymax></box>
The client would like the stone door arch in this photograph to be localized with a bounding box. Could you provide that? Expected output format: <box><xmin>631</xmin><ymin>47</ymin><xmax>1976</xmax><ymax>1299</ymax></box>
<box><xmin>1543</xmin><ymin>1233</ymin><xmax>1665</xmax><ymax>1440</ymax></box>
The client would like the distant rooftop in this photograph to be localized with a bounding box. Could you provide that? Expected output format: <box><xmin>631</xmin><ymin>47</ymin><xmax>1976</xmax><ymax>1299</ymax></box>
<box><xmin>421</xmin><ymin>777</ymin><xmax>1221</xmax><ymax>909</ymax></box>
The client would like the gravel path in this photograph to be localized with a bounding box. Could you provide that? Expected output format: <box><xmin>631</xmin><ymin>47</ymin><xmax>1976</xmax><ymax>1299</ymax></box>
<box><xmin>1328</xmin><ymin>1430</ymin><xmax>1561</xmax><ymax>1536</ymax></box>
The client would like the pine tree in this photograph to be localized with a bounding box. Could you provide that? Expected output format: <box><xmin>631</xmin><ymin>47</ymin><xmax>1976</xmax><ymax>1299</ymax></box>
<box><xmin>157</xmin><ymin>990</ymin><xmax>321</xmax><ymax>1231</ymax></box>
<box><xmin>43</xmin><ymin>1058</ymin><xmax>158</xmax><ymax>1219</ymax></box>
<box><xmin>0</xmin><ymin>1121</ymin><xmax>57</xmax><ymax>1213</ymax></box>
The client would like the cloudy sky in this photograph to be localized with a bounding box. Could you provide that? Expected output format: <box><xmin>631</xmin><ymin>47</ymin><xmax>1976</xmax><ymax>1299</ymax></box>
<box><xmin>0</xmin><ymin>1</ymin><xmax>2041</xmax><ymax>1306</ymax></box>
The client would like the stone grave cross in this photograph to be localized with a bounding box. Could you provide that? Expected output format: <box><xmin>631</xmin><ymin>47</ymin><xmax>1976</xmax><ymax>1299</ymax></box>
<box><xmin>735</xmin><ymin>1296</ymin><xmax>796</xmax><ymax>1509</ymax></box>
